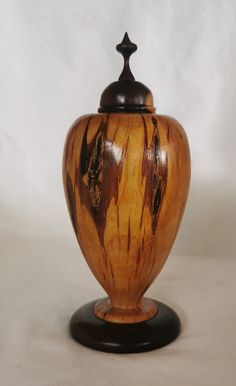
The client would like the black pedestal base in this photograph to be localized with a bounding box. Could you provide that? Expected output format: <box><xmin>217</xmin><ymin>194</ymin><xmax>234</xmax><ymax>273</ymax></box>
<box><xmin>70</xmin><ymin>299</ymin><xmax>181</xmax><ymax>353</ymax></box>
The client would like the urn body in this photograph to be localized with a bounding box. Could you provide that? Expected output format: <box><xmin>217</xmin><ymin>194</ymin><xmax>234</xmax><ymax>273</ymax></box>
<box><xmin>63</xmin><ymin>112</ymin><xmax>190</xmax><ymax>323</ymax></box>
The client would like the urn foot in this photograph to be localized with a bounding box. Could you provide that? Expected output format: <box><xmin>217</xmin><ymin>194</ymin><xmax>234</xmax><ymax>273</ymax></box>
<box><xmin>70</xmin><ymin>299</ymin><xmax>181</xmax><ymax>353</ymax></box>
<box><xmin>94</xmin><ymin>297</ymin><xmax>158</xmax><ymax>324</ymax></box>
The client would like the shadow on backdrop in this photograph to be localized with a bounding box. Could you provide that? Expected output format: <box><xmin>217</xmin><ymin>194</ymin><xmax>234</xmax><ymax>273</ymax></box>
<box><xmin>173</xmin><ymin>180</ymin><xmax>236</xmax><ymax>258</ymax></box>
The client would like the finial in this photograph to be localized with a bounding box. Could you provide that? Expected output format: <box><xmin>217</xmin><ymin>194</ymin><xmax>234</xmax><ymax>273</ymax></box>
<box><xmin>98</xmin><ymin>33</ymin><xmax>155</xmax><ymax>113</ymax></box>
<box><xmin>116</xmin><ymin>32</ymin><xmax>137</xmax><ymax>81</ymax></box>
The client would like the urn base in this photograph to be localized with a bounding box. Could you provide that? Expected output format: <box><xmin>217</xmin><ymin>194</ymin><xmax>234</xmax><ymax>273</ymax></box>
<box><xmin>94</xmin><ymin>297</ymin><xmax>158</xmax><ymax>324</ymax></box>
<box><xmin>70</xmin><ymin>299</ymin><xmax>181</xmax><ymax>353</ymax></box>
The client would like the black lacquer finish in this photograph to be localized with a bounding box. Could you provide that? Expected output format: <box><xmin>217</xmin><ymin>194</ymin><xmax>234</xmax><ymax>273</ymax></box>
<box><xmin>70</xmin><ymin>299</ymin><xmax>181</xmax><ymax>354</ymax></box>
<box><xmin>98</xmin><ymin>33</ymin><xmax>155</xmax><ymax>114</ymax></box>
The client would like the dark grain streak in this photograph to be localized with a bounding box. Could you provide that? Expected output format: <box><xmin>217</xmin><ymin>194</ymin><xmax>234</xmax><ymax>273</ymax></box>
<box><xmin>110</xmin><ymin>264</ymin><xmax>115</xmax><ymax>286</ymax></box>
<box><xmin>166</xmin><ymin>121</ymin><xmax>170</xmax><ymax>142</ymax></box>
<box><xmin>117</xmin><ymin>205</ymin><xmax>120</xmax><ymax>228</ymax></box>
<box><xmin>111</xmin><ymin>126</ymin><xmax>119</xmax><ymax>144</ymax></box>
<box><xmin>127</xmin><ymin>216</ymin><xmax>131</xmax><ymax>252</ymax></box>
<box><xmin>88</xmin><ymin>130</ymin><xmax>104</xmax><ymax>209</ymax></box>
<box><xmin>139</xmin><ymin>200</ymin><xmax>145</xmax><ymax>230</ymax></box>
<box><xmin>80</xmin><ymin>116</ymin><xmax>93</xmax><ymax>176</ymax></box>
<box><xmin>66</xmin><ymin>173</ymin><xmax>77</xmax><ymax>233</ymax></box>
<box><xmin>141</xmin><ymin>114</ymin><xmax>148</xmax><ymax>149</ymax></box>
<box><xmin>151</xmin><ymin>117</ymin><xmax>168</xmax><ymax>234</ymax></box>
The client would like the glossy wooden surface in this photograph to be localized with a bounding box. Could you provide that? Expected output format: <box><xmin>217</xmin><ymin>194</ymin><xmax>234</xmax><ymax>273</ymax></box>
<box><xmin>63</xmin><ymin>113</ymin><xmax>190</xmax><ymax>323</ymax></box>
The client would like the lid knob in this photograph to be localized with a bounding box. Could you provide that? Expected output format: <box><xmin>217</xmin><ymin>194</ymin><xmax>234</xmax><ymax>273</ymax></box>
<box><xmin>116</xmin><ymin>32</ymin><xmax>137</xmax><ymax>81</ymax></box>
<box><xmin>98</xmin><ymin>33</ymin><xmax>155</xmax><ymax>114</ymax></box>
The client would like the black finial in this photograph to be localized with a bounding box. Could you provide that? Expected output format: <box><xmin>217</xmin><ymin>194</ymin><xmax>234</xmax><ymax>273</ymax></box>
<box><xmin>116</xmin><ymin>32</ymin><xmax>137</xmax><ymax>81</ymax></box>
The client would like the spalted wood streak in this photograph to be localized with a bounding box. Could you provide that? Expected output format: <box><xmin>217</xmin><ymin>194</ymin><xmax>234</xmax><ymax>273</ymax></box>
<box><xmin>141</xmin><ymin>115</ymin><xmax>168</xmax><ymax>235</ymax></box>
<box><xmin>87</xmin><ymin>130</ymin><xmax>104</xmax><ymax>209</ymax></box>
<box><xmin>78</xmin><ymin>115</ymin><xmax>124</xmax><ymax>249</ymax></box>
<box><xmin>151</xmin><ymin>116</ymin><xmax>168</xmax><ymax>234</ymax></box>
<box><xmin>78</xmin><ymin>119</ymin><xmax>106</xmax><ymax>246</ymax></box>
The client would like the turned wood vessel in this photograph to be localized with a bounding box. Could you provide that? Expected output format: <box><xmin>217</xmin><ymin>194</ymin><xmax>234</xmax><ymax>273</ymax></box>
<box><xmin>63</xmin><ymin>33</ymin><xmax>190</xmax><ymax>352</ymax></box>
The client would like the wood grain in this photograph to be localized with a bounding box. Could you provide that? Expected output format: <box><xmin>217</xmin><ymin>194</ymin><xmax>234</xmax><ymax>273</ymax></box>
<box><xmin>63</xmin><ymin>113</ymin><xmax>190</xmax><ymax>323</ymax></box>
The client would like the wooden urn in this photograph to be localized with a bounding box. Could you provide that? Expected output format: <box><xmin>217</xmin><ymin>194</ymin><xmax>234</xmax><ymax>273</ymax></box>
<box><xmin>63</xmin><ymin>33</ymin><xmax>190</xmax><ymax>353</ymax></box>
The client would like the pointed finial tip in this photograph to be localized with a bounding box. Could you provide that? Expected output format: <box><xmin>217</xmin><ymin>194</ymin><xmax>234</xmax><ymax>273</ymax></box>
<box><xmin>116</xmin><ymin>33</ymin><xmax>137</xmax><ymax>55</ymax></box>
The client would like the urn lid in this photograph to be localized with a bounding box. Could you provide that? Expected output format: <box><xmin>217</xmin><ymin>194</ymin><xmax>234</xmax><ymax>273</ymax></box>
<box><xmin>98</xmin><ymin>33</ymin><xmax>156</xmax><ymax>114</ymax></box>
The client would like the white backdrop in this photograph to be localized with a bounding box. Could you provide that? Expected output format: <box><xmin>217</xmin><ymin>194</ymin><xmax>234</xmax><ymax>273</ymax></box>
<box><xmin>1</xmin><ymin>1</ymin><xmax>236</xmax><ymax>385</ymax></box>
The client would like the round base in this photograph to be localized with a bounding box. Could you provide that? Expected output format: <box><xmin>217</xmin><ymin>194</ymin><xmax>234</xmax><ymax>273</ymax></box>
<box><xmin>70</xmin><ymin>299</ymin><xmax>181</xmax><ymax>353</ymax></box>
